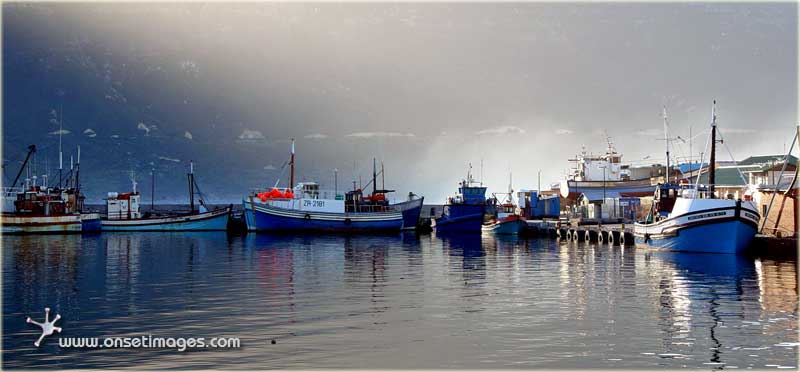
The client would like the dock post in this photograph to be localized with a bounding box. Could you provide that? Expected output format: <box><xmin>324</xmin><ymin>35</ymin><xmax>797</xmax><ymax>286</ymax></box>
<box><xmin>609</xmin><ymin>230</ymin><xmax>621</xmax><ymax>246</ymax></box>
<box><xmin>585</xmin><ymin>229</ymin><xmax>598</xmax><ymax>243</ymax></box>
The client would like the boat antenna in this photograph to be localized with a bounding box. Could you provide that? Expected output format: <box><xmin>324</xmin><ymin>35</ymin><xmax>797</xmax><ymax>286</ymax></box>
<box><xmin>381</xmin><ymin>161</ymin><xmax>385</xmax><ymax>191</ymax></box>
<box><xmin>709</xmin><ymin>100</ymin><xmax>717</xmax><ymax>198</ymax></box>
<box><xmin>290</xmin><ymin>138</ymin><xmax>295</xmax><ymax>190</ymax></box>
<box><xmin>480</xmin><ymin>158</ymin><xmax>484</xmax><ymax>186</ymax></box>
<box><xmin>663</xmin><ymin>106</ymin><xmax>670</xmax><ymax>183</ymax></box>
<box><xmin>129</xmin><ymin>169</ymin><xmax>137</xmax><ymax>194</ymax></box>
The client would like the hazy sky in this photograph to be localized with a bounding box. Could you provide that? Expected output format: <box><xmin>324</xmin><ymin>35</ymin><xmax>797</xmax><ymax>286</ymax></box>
<box><xmin>3</xmin><ymin>2</ymin><xmax>797</xmax><ymax>202</ymax></box>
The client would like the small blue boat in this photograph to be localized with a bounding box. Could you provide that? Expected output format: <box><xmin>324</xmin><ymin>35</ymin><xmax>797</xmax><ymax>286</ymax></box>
<box><xmin>433</xmin><ymin>170</ymin><xmax>487</xmax><ymax>234</ymax></box>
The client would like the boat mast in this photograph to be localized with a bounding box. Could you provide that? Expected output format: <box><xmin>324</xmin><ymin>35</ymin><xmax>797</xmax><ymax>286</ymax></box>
<box><xmin>290</xmin><ymin>138</ymin><xmax>295</xmax><ymax>189</ymax></box>
<box><xmin>709</xmin><ymin>100</ymin><xmax>717</xmax><ymax>198</ymax></box>
<box><xmin>662</xmin><ymin>106</ymin><xmax>670</xmax><ymax>183</ymax></box>
<box><xmin>58</xmin><ymin>104</ymin><xmax>63</xmax><ymax>188</ymax></box>
<box><xmin>75</xmin><ymin>146</ymin><xmax>80</xmax><ymax>194</ymax></box>
<box><xmin>188</xmin><ymin>161</ymin><xmax>195</xmax><ymax>213</ymax></box>
<box><xmin>11</xmin><ymin>145</ymin><xmax>36</xmax><ymax>190</ymax></box>
<box><xmin>372</xmin><ymin>157</ymin><xmax>377</xmax><ymax>196</ymax></box>
<box><xmin>151</xmin><ymin>168</ymin><xmax>155</xmax><ymax>212</ymax></box>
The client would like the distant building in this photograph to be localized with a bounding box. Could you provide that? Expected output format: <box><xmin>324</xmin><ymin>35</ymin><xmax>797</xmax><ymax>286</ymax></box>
<box><xmin>684</xmin><ymin>155</ymin><xmax>797</xmax><ymax>200</ymax></box>
<box><xmin>746</xmin><ymin>155</ymin><xmax>798</xmax><ymax>237</ymax></box>
<box><xmin>574</xmin><ymin>191</ymin><xmax>641</xmax><ymax>221</ymax></box>
<box><xmin>740</xmin><ymin>155</ymin><xmax>798</xmax><ymax>189</ymax></box>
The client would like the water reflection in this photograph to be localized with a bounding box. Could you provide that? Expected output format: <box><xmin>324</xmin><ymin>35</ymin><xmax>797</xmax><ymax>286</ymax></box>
<box><xmin>2</xmin><ymin>234</ymin><xmax>797</xmax><ymax>369</ymax></box>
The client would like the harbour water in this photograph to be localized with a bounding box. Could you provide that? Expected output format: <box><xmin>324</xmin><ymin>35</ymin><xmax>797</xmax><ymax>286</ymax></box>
<box><xmin>3</xmin><ymin>233</ymin><xmax>797</xmax><ymax>369</ymax></box>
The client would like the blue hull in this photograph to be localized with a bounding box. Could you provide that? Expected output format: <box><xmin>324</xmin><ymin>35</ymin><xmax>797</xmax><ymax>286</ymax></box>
<box><xmin>434</xmin><ymin>213</ymin><xmax>484</xmax><ymax>233</ymax></box>
<box><xmin>101</xmin><ymin>208</ymin><xmax>231</xmax><ymax>231</ymax></box>
<box><xmin>393</xmin><ymin>197</ymin><xmax>424</xmax><ymax>230</ymax></box>
<box><xmin>634</xmin><ymin>219</ymin><xmax>757</xmax><ymax>254</ymax></box>
<box><xmin>483</xmin><ymin>219</ymin><xmax>525</xmax><ymax>235</ymax></box>
<box><xmin>252</xmin><ymin>205</ymin><xmax>403</xmax><ymax>233</ymax></box>
<box><xmin>80</xmin><ymin>215</ymin><xmax>102</xmax><ymax>233</ymax></box>
<box><xmin>243</xmin><ymin>200</ymin><xmax>256</xmax><ymax>231</ymax></box>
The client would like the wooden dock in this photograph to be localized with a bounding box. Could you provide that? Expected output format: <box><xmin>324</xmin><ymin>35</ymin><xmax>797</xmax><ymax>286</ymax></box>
<box><xmin>524</xmin><ymin>220</ymin><xmax>635</xmax><ymax>246</ymax></box>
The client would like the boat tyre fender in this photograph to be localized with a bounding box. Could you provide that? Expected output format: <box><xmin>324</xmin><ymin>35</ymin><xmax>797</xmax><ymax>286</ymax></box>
<box><xmin>644</xmin><ymin>233</ymin><xmax>651</xmax><ymax>243</ymax></box>
<box><xmin>344</xmin><ymin>218</ymin><xmax>352</xmax><ymax>225</ymax></box>
<box><xmin>304</xmin><ymin>213</ymin><xmax>311</xmax><ymax>221</ymax></box>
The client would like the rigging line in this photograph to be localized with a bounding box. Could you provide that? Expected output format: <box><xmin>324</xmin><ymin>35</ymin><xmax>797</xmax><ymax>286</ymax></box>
<box><xmin>695</xmin><ymin>126</ymin><xmax>712</xmax><ymax>190</ymax></box>
<box><xmin>715</xmin><ymin>129</ymin><xmax>749</xmax><ymax>187</ymax></box>
<box><xmin>759</xmin><ymin>126</ymin><xmax>798</xmax><ymax>232</ymax></box>
<box><xmin>272</xmin><ymin>156</ymin><xmax>291</xmax><ymax>188</ymax></box>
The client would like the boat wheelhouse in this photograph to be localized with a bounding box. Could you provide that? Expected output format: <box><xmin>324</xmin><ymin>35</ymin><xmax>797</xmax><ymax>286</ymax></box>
<box><xmin>433</xmin><ymin>167</ymin><xmax>487</xmax><ymax>233</ymax></box>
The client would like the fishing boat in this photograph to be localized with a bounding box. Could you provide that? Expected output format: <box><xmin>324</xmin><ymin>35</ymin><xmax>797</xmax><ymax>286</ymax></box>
<box><xmin>559</xmin><ymin>139</ymin><xmax>661</xmax><ymax>200</ymax></box>
<box><xmin>633</xmin><ymin>102</ymin><xmax>760</xmax><ymax>254</ymax></box>
<box><xmin>2</xmin><ymin>186</ymin><xmax>83</xmax><ymax>234</ymax></box>
<box><xmin>101</xmin><ymin>162</ymin><xmax>231</xmax><ymax>231</ymax></box>
<box><xmin>1</xmin><ymin>144</ymin><xmax>97</xmax><ymax>234</ymax></box>
<box><xmin>432</xmin><ymin>167</ymin><xmax>487</xmax><ymax>233</ymax></box>
<box><xmin>245</xmin><ymin>141</ymin><xmax>416</xmax><ymax>233</ymax></box>
<box><xmin>482</xmin><ymin>175</ymin><xmax>525</xmax><ymax>235</ymax></box>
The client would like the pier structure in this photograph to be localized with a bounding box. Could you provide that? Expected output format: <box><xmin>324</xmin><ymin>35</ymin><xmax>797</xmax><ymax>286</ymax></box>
<box><xmin>524</xmin><ymin>220</ymin><xmax>635</xmax><ymax>246</ymax></box>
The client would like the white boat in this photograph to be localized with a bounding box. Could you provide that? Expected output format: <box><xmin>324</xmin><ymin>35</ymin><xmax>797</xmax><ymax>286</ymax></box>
<box><xmin>101</xmin><ymin>162</ymin><xmax>231</xmax><ymax>231</ymax></box>
<box><xmin>243</xmin><ymin>142</ymin><xmax>421</xmax><ymax>233</ymax></box>
<box><xmin>633</xmin><ymin>102</ymin><xmax>760</xmax><ymax>254</ymax></box>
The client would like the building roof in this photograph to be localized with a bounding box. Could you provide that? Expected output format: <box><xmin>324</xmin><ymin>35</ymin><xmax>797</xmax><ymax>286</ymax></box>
<box><xmin>696</xmin><ymin>167</ymin><xmax>747</xmax><ymax>186</ymax></box>
<box><xmin>741</xmin><ymin>162</ymin><xmax>798</xmax><ymax>173</ymax></box>
<box><xmin>677</xmin><ymin>162</ymin><xmax>707</xmax><ymax>174</ymax></box>
<box><xmin>739</xmin><ymin>154</ymin><xmax>798</xmax><ymax>167</ymax></box>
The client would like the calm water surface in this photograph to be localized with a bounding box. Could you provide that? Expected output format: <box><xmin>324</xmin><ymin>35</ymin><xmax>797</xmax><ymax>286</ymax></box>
<box><xmin>2</xmin><ymin>233</ymin><xmax>798</xmax><ymax>369</ymax></box>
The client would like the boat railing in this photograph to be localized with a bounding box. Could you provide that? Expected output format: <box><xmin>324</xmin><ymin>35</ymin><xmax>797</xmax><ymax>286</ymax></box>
<box><xmin>2</xmin><ymin>187</ymin><xmax>24</xmax><ymax>197</ymax></box>
<box><xmin>249</xmin><ymin>188</ymin><xmax>346</xmax><ymax>200</ymax></box>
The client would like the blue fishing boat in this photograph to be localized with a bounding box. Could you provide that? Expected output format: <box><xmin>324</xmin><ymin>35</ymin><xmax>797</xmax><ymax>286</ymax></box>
<box><xmin>245</xmin><ymin>141</ymin><xmax>417</xmax><ymax>233</ymax></box>
<box><xmin>633</xmin><ymin>102</ymin><xmax>760</xmax><ymax>254</ymax></box>
<box><xmin>101</xmin><ymin>162</ymin><xmax>231</xmax><ymax>231</ymax></box>
<box><xmin>433</xmin><ymin>168</ymin><xmax>487</xmax><ymax>233</ymax></box>
<box><xmin>244</xmin><ymin>191</ymin><xmax>422</xmax><ymax>232</ymax></box>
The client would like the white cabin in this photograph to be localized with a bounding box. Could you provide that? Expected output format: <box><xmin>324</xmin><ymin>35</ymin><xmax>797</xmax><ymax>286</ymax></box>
<box><xmin>106</xmin><ymin>192</ymin><xmax>142</xmax><ymax>220</ymax></box>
